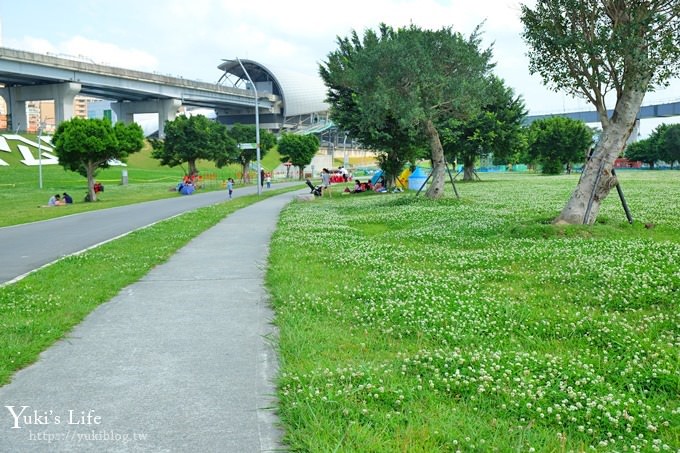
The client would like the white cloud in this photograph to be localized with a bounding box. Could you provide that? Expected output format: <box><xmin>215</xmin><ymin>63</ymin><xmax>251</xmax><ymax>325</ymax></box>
<box><xmin>2</xmin><ymin>0</ymin><xmax>678</xmax><ymax>119</ymax></box>
<box><xmin>5</xmin><ymin>35</ymin><xmax>158</xmax><ymax>72</ymax></box>
<box><xmin>5</xmin><ymin>37</ymin><xmax>57</xmax><ymax>54</ymax></box>
<box><xmin>60</xmin><ymin>37</ymin><xmax>159</xmax><ymax>71</ymax></box>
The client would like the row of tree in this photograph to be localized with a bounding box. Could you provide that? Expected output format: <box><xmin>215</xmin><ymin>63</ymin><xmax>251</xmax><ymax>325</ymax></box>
<box><xmin>625</xmin><ymin>123</ymin><xmax>680</xmax><ymax>169</ymax></box>
<box><xmin>52</xmin><ymin>114</ymin><xmax>323</xmax><ymax>201</ymax></box>
<box><xmin>319</xmin><ymin>25</ymin><xmax>597</xmax><ymax>180</ymax></box>
<box><xmin>150</xmin><ymin>115</ymin><xmax>321</xmax><ymax>181</ymax></box>
<box><xmin>149</xmin><ymin>117</ymin><xmax>277</xmax><ymax>183</ymax></box>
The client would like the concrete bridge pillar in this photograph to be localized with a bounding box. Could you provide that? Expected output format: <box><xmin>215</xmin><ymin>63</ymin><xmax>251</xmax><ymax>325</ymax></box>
<box><xmin>111</xmin><ymin>98</ymin><xmax>181</xmax><ymax>138</ymax></box>
<box><xmin>158</xmin><ymin>99</ymin><xmax>182</xmax><ymax>137</ymax></box>
<box><xmin>5</xmin><ymin>82</ymin><xmax>81</xmax><ymax>131</ymax></box>
<box><xmin>110</xmin><ymin>101</ymin><xmax>135</xmax><ymax>126</ymax></box>
<box><xmin>0</xmin><ymin>86</ymin><xmax>26</xmax><ymax>132</ymax></box>
<box><xmin>52</xmin><ymin>83</ymin><xmax>82</xmax><ymax>125</ymax></box>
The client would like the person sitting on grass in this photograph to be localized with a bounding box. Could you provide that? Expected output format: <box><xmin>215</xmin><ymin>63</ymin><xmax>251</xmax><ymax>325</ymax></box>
<box><xmin>62</xmin><ymin>192</ymin><xmax>73</xmax><ymax>204</ymax></box>
<box><xmin>47</xmin><ymin>194</ymin><xmax>62</xmax><ymax>206</ymax></box>
<box><xmin>352</xmin><ymin>179</ymin><xmax>364</xmax><ymax>193</ymax></box>
<box><xmin>373</xmin><ymin>181</ymin><xmax>388</xmax><ymax>193</ymax></box>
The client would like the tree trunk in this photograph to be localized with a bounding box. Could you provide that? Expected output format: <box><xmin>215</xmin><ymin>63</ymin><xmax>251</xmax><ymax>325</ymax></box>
<box><xmin>386</xmin><ymin>174</ymin><xmax>397</xmax><ymax>189</ymax></box>
<box><xmin>555</xmin><ymin>90</ymin><xmax>645</xmax><ymax>225</ymax></box>
<box><xmin>424</xmin><ymin>119</ymin><xmax>447</xmax><ymax>198</ymax></box>
<box><xmin>463</xmin><ymin>155</ymin><xmax>476</xmax><ymax>182</ymax></box>
<box><xmin>298</xmin><ymin>165</ymin><xmax>305</xmax><ymax>180</ymax></box>
<box><xmin>188</xmin><ymin>160</ymin><xmax>198</xmax><ymax>177</ymax></box>
<box><xmin>86</xmin><ymin>164</ymin><xmax>96</xmax><ymax>202</ymax></box>
<box><xmin>241</xmin><ymin>160</ymin><xmax>251</xmax><ymax>183</ymax></box>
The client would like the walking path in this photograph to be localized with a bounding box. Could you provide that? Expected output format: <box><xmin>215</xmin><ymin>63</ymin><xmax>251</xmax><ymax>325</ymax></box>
<box><xmin>0</xmin><ymin>190</ymin><xmax>302</xmax><ymax>452</ymax></box>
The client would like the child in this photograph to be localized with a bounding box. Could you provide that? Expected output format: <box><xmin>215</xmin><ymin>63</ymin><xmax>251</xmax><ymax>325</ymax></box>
<box><xmin>227</xmin><ymin>178</ymin><xmax>234</xmax><ymax>199</ymax></box>
<box><xmin>265</xmin><ymin>174</ymin><xmax>271</xmax><ymax>189</ymax></box>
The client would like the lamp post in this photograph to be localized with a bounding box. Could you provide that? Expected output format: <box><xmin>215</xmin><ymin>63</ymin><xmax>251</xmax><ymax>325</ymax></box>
<box><xmin>37</xmin><ymin>122</ymin><xmax>43</xmax><ymax>189</ymax></box>
<box><xmin>343</xmin><ymin>132</ymin><xmax>349</xmax><ymax>169</ymax></box>
<box><xmin>236</xmin><ymin>57</ymin><xmax>261</xmax><ymax>195</ymax></box>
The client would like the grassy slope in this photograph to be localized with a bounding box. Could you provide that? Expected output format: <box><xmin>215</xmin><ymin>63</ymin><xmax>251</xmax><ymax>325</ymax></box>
<box><xmin>0</xmin><ymin>135</ymin><xmax>286</xmax><ymax>226</ymax></box>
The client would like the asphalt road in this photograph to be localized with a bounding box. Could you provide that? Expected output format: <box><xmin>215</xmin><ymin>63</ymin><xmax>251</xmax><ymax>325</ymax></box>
<box><xmin>0</xmin><ymin>182</ymin><xmax>302</xmax><ymax>285</ymax></box>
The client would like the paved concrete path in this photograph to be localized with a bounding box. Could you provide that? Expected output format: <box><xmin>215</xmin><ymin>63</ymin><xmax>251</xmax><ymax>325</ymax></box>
<box><xmin>0</xmin><ymin>182</ymin><xmax>301</xmax><ymax>285</ymax></box>
<box><xmin>0</xmin><ymin>190</ymin><xmax>303</xmax><ymax>452</ymax></box>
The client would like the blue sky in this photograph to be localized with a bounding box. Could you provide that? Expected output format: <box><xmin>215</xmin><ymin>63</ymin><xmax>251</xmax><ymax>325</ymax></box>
<box><xmin>1</xmin><ymin>0</ymin><xmax>678</xmax><ymax>136</ymax></box>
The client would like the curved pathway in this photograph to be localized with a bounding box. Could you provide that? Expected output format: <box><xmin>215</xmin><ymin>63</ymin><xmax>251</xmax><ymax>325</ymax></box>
<box><xmin>0</xmin><ymin>189</ymin><xmax>302</xmax><ymax>451</ymax></box>
<box><xmin>0</xmin><ymin>183</ymin><xmax>300</xmax><ymax>285</ymax></box>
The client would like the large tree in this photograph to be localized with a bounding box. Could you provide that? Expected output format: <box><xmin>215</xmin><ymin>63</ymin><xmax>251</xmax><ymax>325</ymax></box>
<box><xmin>277</xmin><ymin>133</ymin><xmax>320</xmax><ymax>180</ymax></box>
<box><xmin>521</xmin><ymin>0</ymin><xmax>680</xmax><ymax>224</ymax></box>
<box><xmin>320</xmin><ymin>40</ymin><xmax>425</xmax><ymax>189</ymax></box>
<box><xmin>527</xmin><ymin>116</ymin><xmax>594</xmax><ymax>174</ymax></box>
<box><xmin>151</xmin><ymin>115</ymin><xmax>232</xmax><ymax>177</ymax></box>
<box><xmin>441</xmin><ymin>76</ymin><xmax>527</xmax><ymax>181</ymax></box>
<box><xmin>320</xmin><ymin>23</ymin><xmax>494</xmax><ymax>198</ymax></box>
<box><xmin>53</xmin><ymin>117</ymin><xmax>144</xmax><ymax>202</ymax></box>
<box><xmin>228</xmin><ymin>123</ymin><xmax>276</xmax><ymax>183</ymax></box>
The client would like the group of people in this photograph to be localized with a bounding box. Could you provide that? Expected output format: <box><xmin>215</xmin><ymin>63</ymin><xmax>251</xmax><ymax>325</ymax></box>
<box><xmin>347</xmin><ymin>177</ymin><xmax>387</xmax><ymax>194</ymax></box>
<box><xmin>46</xmin><ymin>192</ymin><xmax>73</xmax><ymax>207</ymax></box>
<box><xmin>321</xmin><ymin>167</ymin><xmax>391</xmax><ymax>196</ymax></box>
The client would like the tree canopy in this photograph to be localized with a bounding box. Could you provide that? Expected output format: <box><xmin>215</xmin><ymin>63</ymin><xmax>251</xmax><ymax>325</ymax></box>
<box><xmin>527</xmin><ymin>117</ymin><xmax>593</xmax><ymax>174</ymax></box>
<box><xmin>657</xmin><ymin>123</ymin><xmax>680</xmax><ymax>168</ymax></box>
<box><xmin>151</xmin><ymin>115</ymin><xmax>237</xmax><ymax>177</ymax></box>
<box><xmin>53</xmin><ymin>117</ymin><xmax>144</xmax><ymax>202</ymax></box>
<box><xmin>521</xmin><ymin>0</ymin><xmax>680</xmax><ymax>224</ymax></box>
<box><xmin>320</xmin><ymin>23</ymin><xmax>494</xmax><ymax>198</ymax></box>
<box><xmin>624</xmin><ymin>137</ymin><xmax>658</xmax><ymax>168</ymax></box>
<box><xmin>441</xmin><ymin>76</ymin><xmax>527</xmax><ymax>181</ymax></box>
<box><xmin>626</xmin><ymin>123</ymin><xmax>680</xmax><ymax>169</ymax></box>
<box><xmin>277</xmin><ymin>133</ymin><xmax>320</xmax><ymax>180</ymax></box>
<box><xmin>228</xmin><ymin>123</ymin><xmax>276</xmax><ymax>183</ymax></box>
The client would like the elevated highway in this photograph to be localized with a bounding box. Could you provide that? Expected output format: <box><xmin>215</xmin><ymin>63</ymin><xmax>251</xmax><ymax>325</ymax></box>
<box><xmin>0</xmin><ymin>47</ymin><xmax>278</xmax><ymax>135</ymax></box>
<box><xmin>526</xmin><ymin>98</ymin><xmax>680</xmax><ymax>124</ymax></box>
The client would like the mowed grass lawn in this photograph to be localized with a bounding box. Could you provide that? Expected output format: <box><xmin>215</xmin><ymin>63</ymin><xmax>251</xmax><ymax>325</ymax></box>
<box><xmin>266</xmin><ymin>171</ymin><xmax>679</xmax><ymax>452</ymax></box>
<box><xmin>0</xmin><ymin>136</ymin><xmax>286</xmax><ymax>227</ymax></box>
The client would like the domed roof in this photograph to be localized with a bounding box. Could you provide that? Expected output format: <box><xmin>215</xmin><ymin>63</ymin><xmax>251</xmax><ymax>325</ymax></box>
<box><xmin>217</xmin><ymin>59</ymin><xmax>328</xmax><ymax>118</ymax></box>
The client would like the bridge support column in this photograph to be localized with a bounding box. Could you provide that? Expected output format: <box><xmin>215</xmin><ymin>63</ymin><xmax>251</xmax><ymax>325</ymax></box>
<box><xmin>111</xmin><ymin>99</ymin><xmax>181</xmax><ymax>138</ymax></box>
<box><xmin>0</xmin><ymin>86</ymin><xmax>26</xmax><ymax>132</ymax></box>
<box><xmin>158</xmin><ymin>99</ymin><xmax>182</xmax><ymax>137</ymax></box>
<box><xmin>6</xmin><ymin>82</ymin><xmax>81</xmax><ymax>132</ymax></box>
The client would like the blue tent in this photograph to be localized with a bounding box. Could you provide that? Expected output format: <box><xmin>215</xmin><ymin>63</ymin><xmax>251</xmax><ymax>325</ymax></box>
<box><xmin>180</xmin><ymin>184</ymin><xmax>195</xmax><ymax>195</ymax></box>
<box><xmin>408</xmin><ymin>167</ymin><xmax>428</xmax><ymax>190</ymax></box>
<box><xmin>370</xmin><ymin>170</ymin><xmax>384</xmax><ymax>185</ymax></box>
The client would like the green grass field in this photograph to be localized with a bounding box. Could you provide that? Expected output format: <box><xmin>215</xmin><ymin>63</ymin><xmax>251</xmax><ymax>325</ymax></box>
<box><xmin>0</xmin><ymin>135</ymin><xmax>287</xmax><ymax>226</ymax></box>
<box><xmin>1</xmin><ymin>143</ymin><xmax>678</xmax><ymax>452</ymax></box>
<box><xmin>267</xmin><ymin>171</ymin><xmax>679</xmax><ymax>452</ymax></box>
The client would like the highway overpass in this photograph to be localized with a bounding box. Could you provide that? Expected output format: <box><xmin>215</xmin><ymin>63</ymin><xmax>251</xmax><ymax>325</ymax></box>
<box><xmin>526</xmin><ymin>99</ymin><xmax>680</xmax><ymax>124</ymax></box>
<box><xmin>0</xmin><ymin>47</ymin><xmax>279</xmax><ymax>136</ymax></box>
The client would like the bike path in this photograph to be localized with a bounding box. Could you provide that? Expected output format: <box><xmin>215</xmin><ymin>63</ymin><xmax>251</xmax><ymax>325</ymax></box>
<box><xmin>0</xmin><ymin>190</ymin><xmax>303</xmax><ymax>452</ymax></box>
<box><xmin>0</xmin><ymin>182</ymin><xmax>301</xmax><ymax>285</ymax></box>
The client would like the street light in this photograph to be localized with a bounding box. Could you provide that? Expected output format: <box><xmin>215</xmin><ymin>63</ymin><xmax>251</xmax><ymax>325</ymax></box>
<box><xmin>37</xmin><ymin>122</ymin><xmax>43</xmax><ymax>189</ymax></box>
<box><xmin>235</xmin><ymin>57</ymin><xmax>262</xmax><ymax>195</ymax></box>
